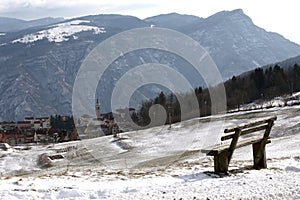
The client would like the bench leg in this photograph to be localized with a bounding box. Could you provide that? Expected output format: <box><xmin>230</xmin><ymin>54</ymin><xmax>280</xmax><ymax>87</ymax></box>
<box><xmin>214</xmin><ymin>151</ymin><xmax>229</xmax><ymax>174</ymax></box>
<box><xmin>252</xmin><ymin>142</ymin><xmax>267</xmax><ymax>169</ymax></box>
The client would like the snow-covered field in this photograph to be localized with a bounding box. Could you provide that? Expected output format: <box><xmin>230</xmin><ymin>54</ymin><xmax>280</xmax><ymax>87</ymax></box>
<box><xmin>0</xmin><ymin>106</ymin><xmax>300</xmax><ymax>199</ymax></box>
<box><xmin>12</xmin><ymin>20</ymin><xmax>105</xmax><ymax>43</ymax></box>
<box><xmin>230</xmin><ymin>91</ymin><xmax>300</xmax><ymax>112</ymax></box>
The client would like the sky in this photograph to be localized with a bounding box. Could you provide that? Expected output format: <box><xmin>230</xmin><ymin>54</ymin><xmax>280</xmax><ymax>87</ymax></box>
<box><xmin>0</xmin><ymin>0</ymin><xmax>300</xmax><ymax>44</ymax></box>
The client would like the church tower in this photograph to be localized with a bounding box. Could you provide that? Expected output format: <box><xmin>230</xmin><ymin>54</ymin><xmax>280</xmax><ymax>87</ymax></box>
<box><xmin>95</xmin><ymin>98</ymin><xmax>101</xmax><ymax>119</ymax></box>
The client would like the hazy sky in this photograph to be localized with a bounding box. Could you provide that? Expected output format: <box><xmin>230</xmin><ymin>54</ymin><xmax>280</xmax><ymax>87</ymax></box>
<box><xmin>0</xmin><ymin>0</ymin><xmax>300</xmax><ymax>44</ymax></box>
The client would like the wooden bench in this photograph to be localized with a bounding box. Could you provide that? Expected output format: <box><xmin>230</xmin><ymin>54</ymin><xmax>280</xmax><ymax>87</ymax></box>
<box><xmin>201</xmin><ymin>116</ymin><xmax>277</xmax><ymax>174</ymax></box>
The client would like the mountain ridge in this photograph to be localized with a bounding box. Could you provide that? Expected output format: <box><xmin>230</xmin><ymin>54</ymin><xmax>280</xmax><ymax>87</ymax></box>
<box><xmin>0</xmin><ymin>16</ymin><xmax>65</xmax><ymax>32</ymax></box>
<box><xmin>0</xmin><ymin>9</ymin><xmax>300</xmax><ymax>120</ymax></box>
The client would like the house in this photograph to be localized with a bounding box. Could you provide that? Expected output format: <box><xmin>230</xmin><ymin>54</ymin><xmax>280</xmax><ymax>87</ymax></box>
<box><xmin>17</xmin><ymin>121</ymin><xmax>32</xmax><ymax>129</ymax></box>
<box><xmin>0</xmin><ymin>132</ymin><xmax>17</xmax><ymax>145</ymax></box>
<box><xmin>25</xmin><ymin>117</ymin><xmax>51</xmax><ymax>129</ymax></box>
<box><xmin>0</xmin><ymin>127</ymin><xmax>23</xmax><ymax>146</ymax></box>
<box><xmin>0</xmin><ymin>116</ymin><xmax>53</xmax><ymax>145</ymax></box>
<box><xmin>42</xmin><ymin>121</ymin><xmax>50</xmax><ymax>129</ymax></box>
<box><xmin>24</xmin><ymin>117</ymin><xmax>35</xmax><ymax>125</ymax></box>
<box><xmin>0</xmin><ymin>121</ymin><xmax>16</xmax><ymax>130</ymax></box>
<box><xmin>36</xmin><ymin>117</ymin><xmax>51</xmax><ymax>129</ymax></box>
<box><xmin>33</xmin><ymin>121</ymin><xmax>42</xmax><ymax>129</ymax></box>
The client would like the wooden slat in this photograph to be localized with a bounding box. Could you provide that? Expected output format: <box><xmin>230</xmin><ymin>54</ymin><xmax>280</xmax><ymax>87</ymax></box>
<box><xmin>227</xmin><ymin>128</ymin><xmax>241</xmax><ymax>162</ymax></box>
<box><xmin>224</xmin><ymin>116</ymin><xmax>277</xmax><ymax>133</ymax></box>
<box><xmin>221</xmin><ymin>124</ymin><xmax>269</xmax><ymax>141</ymax></box>
<box><xmin>201</xmin><ymin>136</ymin><xmax>271</xmax><ymax>156</ymax></box>
<box><xmin>254</xmin><ymin>119</ymin><xmax>275</xmax><ymax>166</ymax></box>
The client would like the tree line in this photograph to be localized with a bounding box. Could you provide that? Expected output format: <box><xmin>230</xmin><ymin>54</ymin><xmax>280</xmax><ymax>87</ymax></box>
<box><xmin>137</xmin><ymin>64</ymin><xmax>300</xmax><ymax>126</ymax></box>
<box><xmin>50</xmin><ymin>115</ymin><xmax>75</xmax><ymax>131</ymax></box>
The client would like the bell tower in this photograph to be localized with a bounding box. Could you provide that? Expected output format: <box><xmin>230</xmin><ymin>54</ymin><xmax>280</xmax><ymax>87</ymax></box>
<box><xmin>95</xmin><ymin>98</ymin><xmax>101</xmax><ymax>119</ymax></box>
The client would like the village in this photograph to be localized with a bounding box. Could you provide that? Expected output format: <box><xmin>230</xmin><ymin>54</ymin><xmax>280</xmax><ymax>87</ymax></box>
<box><xmin>0</xmin><ymin>99</ymin><xmax>138</xmax><ymax>146</ymax></box>
<box><xmin>0</xmin><ymin>116</ymin><xmax>77</xmax><ymax>146</ymax></box>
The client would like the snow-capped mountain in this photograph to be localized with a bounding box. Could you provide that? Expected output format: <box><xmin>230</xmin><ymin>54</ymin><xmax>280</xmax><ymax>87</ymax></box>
<box><xmin>0</xmin><ymin>10</ymin><xmax>300</xmax><ymax>120</ymax></box>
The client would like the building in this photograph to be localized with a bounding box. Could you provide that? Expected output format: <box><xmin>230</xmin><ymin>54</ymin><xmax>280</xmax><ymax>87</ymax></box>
<box><xmin>95</xmin><ymin>98</ymin><xmax>102</xmax><ymax>119</ymax></box>
<box><xmin>25</xmin><ymin>117</ymin><xmax>51</xmax><ymax>129</ymax></box>
<box><xmin>36</xmin><ymin>117</ymin><xmax>51</xmax><ymax>129</ymax></box>
<box><xmin>0</xmin><ymin>116</ymin><xmax>52</xmax><ymax>145</ymax></box>
<box><xmin>0</xmin><ymin>127</ymin><xmax>24</xmax><ymax>146</ymax></box>
<box><xmin>17</xmin><ymin>121</ymin><xmax>32</xmax><ymax>129</ymax></box>
<box><xmin>24</xmin><ymin>117</ymin><xmax>35</xmax><ymax>126</ymax></box>
<box><xmin>94</xmin><ymin>98</ymin><xmax>121</xmax><ymax>136</ymax></box>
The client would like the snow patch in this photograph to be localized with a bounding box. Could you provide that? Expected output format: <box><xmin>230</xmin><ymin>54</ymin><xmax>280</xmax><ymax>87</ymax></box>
<box><xmin>292</xmin><ymin>91</ymin><xmax>300</xmax><ymax>97</ymax></box>
<box><xmin>0</xmin><ymin>143</ymin><xmax>11</xmax><ymax>150</ymax></box>
<box><xmin>252</xmin><ymin>60</ymin><xmax>260</xmax><ymax>67</ymax></box>
<box><xmin>230</xmin><ymin>92</ymin><xmax>300</xmax><ymax>113</ymax></box>
<box><xmin>12</xmin><ymin>20</ymin><xmax>105</xmax><ymax>43</ymax></box>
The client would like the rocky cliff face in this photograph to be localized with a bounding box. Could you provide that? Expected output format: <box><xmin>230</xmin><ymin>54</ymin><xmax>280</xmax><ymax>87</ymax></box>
<box><xmin>0</xmin><ymin>10</ymin><xmax>300</xmax><ymax>120</ymax></box>
<box><xmin>146</xmin><ymin>9</ymin><xmax>300</xmax><ymax>78</ymax></box>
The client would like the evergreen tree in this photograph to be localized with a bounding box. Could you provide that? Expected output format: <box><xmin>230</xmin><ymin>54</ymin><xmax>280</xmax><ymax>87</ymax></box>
<box><xmin>137</xmin><ymin>63</ymin><xmax>300</xmax><ymax>127</ymax></box>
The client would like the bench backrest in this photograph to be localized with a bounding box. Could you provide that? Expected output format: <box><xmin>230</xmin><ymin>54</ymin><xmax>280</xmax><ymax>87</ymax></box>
<box><xmin>221</xmin><ymin>116</ymin><xmax>277</xmax><ymax>163</ymax></box>
<box><xmin>221</xmin><ymin>116</ymin><xmax>277</xmax><ymax>141</ymax></box>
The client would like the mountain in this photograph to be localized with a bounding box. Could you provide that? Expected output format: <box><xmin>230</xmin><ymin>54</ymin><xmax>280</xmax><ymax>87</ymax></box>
<box><xmin>0</xmin><ymin>17</ymin><xmax>26</xmax><ymax>32</ymax></box>
<box><xmin>268</xmin><ymin>54</ymin><xmax>300</xmax><ymax>69</ymax></box>
<box><xmin>0</xmin><ymin>10</ymin><xmax>300</xmax><ymax>120</ymax></box>
<box><xmin>144</xmin><ymin>13</ymin><xmax>203</xmax><ymax>31</ymax></box>
<box><xmin>0</xmin><ymin>17</ymin><xmax>65</xmax><ymax>32</ymax></box>
<box><xmin>146</xmin><ymin>9</ymin><xmax>300</xmax><ymax>79</ymax></box>
<box><xmin>0</xmin><ymin>15</ymin><xmax>150</xmax><ymax>120</ymax></box>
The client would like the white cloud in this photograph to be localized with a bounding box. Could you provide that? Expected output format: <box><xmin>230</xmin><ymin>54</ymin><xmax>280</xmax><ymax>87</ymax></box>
<box><xmin>0</xmin><ymin>0</ymin><xmax>300</xmax><ymax>44</ymax></box>
<box><xmin>0</xmin><ymin>0</ymin><xmax>158</xmax><ymax>20</ymax></box>
<box><xmin>0</xmin><ymin>0</ymin><xmax>153</xmax><ymax>12</ymax></box>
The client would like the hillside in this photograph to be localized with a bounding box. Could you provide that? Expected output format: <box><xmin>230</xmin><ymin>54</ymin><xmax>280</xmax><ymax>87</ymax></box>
<box><xmin>0</xmin><ymin>105</ymin><xmax>299</xmax><ymax>199</ymax></box>
<box><xmin>0</xmin><ymin>10</ymin><xmax>300</xmax><ymax>120</ymax></box>
<box><xmin>266</xmin><ymin>54</ymin><xmax>300</xmax><ymax>69</ymax></box>
<box><xmin>0</xmin><ymin>17</ymin><xmax>65</xmax><ymax>32</ymax></box>
<box><xmin>146</xmin><ymin>9</ymin><xmax>300</xmax><ymax>78</ymax></box>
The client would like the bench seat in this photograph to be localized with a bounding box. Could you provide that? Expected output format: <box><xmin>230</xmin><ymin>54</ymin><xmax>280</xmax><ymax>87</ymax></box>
<box><xmin>200</xmin><ymin>116</ymin><xmax>277</xmax><ymax>174</ymax></box>
<box><xmin>201</xmin><ymin>136</ymin><xmax>271</xmax><ymax>156</ymax></box>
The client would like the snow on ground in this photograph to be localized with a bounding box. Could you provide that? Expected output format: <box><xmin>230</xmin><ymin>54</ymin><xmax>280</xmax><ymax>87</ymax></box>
<box><xmin>230</xmin><ymin>92</ymin><xmax>300</xmax><ymax>113</ymax></box>
<box><xmin>0</xmin><ymin>106</ymin><xmax>300</xmax><ymax>199</ymax></box>
<box><xmin>12</xmin><ymin>20</ymin><xmax>105</xmax><ymax>43</ymax></box>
